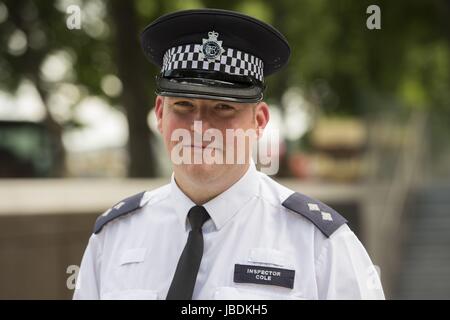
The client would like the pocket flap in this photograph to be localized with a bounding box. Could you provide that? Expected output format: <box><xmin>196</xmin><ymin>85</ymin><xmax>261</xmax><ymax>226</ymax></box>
<box><xmin>120</xmin><ymin>248</ymin><xmax>147</xmax><ymax>265</ymax></box>
<box><xmin>248</xmin><ymin>248</ymin><xmax>290</xmax><ymax>267</ymax></box>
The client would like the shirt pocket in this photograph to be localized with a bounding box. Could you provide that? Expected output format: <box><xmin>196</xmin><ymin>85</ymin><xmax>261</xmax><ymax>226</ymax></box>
<box><xmin>247</xmin><ymin>248</ymin><xmax>294</xmax><ymax>268</ymax></box>
<box><xmin>119</xmin><ymin>248</ymin><xmax>147</xmax><ymax>265</ymax></box>
<box><xmin>213</xmin><ymin>286</ymin><xmax>306</xmax><ymax>300</ymax></box>
<box><xmin>102</xmin><ymin>289</ymin><xmax>158</xmax><ymax>300</ymax></box>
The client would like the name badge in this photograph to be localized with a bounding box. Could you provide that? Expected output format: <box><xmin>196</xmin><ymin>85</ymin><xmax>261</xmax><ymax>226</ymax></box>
<box><xmin>233</xmin><ymin>264</ymin><xmax>295</xmax><ymax>289</ymax></box>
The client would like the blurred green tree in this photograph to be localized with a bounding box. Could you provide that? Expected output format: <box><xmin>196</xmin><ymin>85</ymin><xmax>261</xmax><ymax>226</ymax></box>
<box><xmin>0</xmin><ymin>0</ymin><xmax>164</xmax><ymax>177</ymax></box>
<box><xmin>0</xmin><ymin>0</ymin><xmax>448</xmax><ymax>177</ymax></box>
<box><xmin>262</xmin><ymin>0</ymin><xmax>450</xmax><ymax>116</ymax></box>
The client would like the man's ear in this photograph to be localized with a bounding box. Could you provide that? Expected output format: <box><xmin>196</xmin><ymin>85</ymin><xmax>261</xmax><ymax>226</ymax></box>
<box><xmin>154</xmin><ymin>95</ymin><xmax>164</xmax><ymax>134</ymax></box>
<box><xmin>255</xmin><ymin>101</ymin><xmax>270</xmax><ymax>139</ymax></box>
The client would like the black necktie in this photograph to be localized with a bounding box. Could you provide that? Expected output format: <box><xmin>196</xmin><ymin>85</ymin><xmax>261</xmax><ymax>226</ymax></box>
<box><xmin>166</xmin><ymin>205</ymin><xmax>210</xmax><ymax>300</ymax></box>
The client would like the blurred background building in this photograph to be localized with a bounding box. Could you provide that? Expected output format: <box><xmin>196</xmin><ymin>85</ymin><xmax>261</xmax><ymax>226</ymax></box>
<box><xmin>0</xmin><ymin>0</ymin><xmax>449</xmax><ymax>299</ymax></box>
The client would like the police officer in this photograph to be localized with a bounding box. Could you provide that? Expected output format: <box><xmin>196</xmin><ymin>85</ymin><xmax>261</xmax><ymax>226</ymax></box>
<box><xmin>73</xmin><ymin>8</ymin><xmax>385</xmax><ymax>300</ymax></box>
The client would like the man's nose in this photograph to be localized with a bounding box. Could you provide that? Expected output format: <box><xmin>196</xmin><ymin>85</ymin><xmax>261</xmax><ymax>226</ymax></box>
<box><xmin>190</xmin><ymin>109</ymin><xmax>213</xmax><ymax>133</ymax></box>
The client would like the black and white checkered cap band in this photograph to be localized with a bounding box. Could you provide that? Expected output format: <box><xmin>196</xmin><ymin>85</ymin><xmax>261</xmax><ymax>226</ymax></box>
<box><xmin>161</xmin><ymin>44</ymin><xmax>264</xmax><ymax>82</ymax></box>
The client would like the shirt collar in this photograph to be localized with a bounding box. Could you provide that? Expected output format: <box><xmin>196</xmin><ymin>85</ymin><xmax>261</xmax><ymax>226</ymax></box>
<box><xmin>170</xmin><ymin>162</ymin><xmax>260</xmax><ymax>231</ymax></box>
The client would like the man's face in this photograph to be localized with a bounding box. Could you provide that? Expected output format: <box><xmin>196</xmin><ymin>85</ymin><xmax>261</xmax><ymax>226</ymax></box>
<box><xmin>154</xmin><ymin>96</ymin><xmax>269</xmax><ymax>185</ymax></box>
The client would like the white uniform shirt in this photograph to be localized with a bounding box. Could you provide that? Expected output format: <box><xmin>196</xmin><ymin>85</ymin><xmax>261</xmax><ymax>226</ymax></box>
<box><xmin>73</xmin><ymin>163</ymin><xmax>385</xmax><ymax>300</ymax></box>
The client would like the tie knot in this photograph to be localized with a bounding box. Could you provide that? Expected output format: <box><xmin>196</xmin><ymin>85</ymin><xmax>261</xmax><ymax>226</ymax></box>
<box><xmin>188</xmin><ymin>205</ymin><xmax>210</xmax><ymax>230</ymax></box>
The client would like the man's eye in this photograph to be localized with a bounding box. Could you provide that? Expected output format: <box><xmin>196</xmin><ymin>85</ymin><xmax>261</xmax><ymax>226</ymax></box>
<box><xmin>172</xmin><ymin>101</ymin><xmax>195</xmax><ymax>112</ymax></box>
<box><xmin>174</xmin><ymin>101</ymin><xmax>194</xmax><ymax>107</ymax></box>
<box><xmin>215</xmin><ymin>104</ymin><xmax>235</xmax><ymax>111</ymax></box>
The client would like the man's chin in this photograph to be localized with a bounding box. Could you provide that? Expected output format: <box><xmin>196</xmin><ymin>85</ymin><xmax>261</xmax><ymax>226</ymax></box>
<box><xmin>176</xmin><ymin>162</ymin><xmax>225</xmax><ymax>182</ymax></box>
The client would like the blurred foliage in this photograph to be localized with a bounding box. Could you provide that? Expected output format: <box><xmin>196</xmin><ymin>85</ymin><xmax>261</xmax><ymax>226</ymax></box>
<box><xmin>0</xmin><ymin>0</ymin><xmax>449</xmax><ymax>176</ymax></box>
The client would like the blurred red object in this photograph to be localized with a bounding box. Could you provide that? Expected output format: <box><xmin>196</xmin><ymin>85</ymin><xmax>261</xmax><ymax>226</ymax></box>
<box><xmin>288</xmin><ymin>153</ymin><xmax>311</xmax><ymax>179</ymax></box>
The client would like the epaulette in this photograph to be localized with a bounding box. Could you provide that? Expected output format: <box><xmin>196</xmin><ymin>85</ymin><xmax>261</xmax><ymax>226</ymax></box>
<box><xmin>93</xmin><ymin>191</ymin><xmax>147</xmax><ymax>234</ymax></box>
<box><xmin>281</xmin><ymin>192</ymin><xmax>347</xmax><ymax>237</ymax></box>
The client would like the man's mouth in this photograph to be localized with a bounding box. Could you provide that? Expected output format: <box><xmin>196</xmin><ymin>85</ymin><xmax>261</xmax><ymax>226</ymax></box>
<box><xmin>189</xmin><ymin>144</ymin><xmax>211</xmax><ymax>150</ymax></box>
<box><xmin>183</xmin><ymin>144</ymin><xmax>222</xmax><ymax>151</ymax></box>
